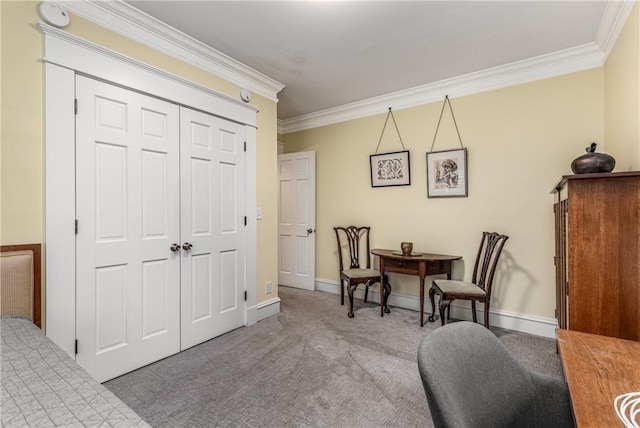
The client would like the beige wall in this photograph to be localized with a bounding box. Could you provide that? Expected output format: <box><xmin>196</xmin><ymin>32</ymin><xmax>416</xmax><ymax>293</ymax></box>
<box><xmin>0</xmin><ymin>2</ymin><xmax>278</xmax><ymax>303</ymax></box>
<box><xmin>283</xmin><ymin>70</ymin><xmax>605</xmax><ymax>319</ymax></box>
<box><xmin>605</xmin><ymin>2</ymin><xmax>640</xmax><ymax>171</ymax></box>
<box><xmin>3</xmin><ymin>1</ymin><xmax>639</xmax><ymax>323</ymax></box>
<box><xmin>1</xmin><ymin>1</ymin><xmax>45</xmax><ymax>245</ymax></box>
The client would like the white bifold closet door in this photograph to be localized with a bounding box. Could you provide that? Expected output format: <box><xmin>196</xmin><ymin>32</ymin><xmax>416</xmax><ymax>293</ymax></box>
<box><xmin>76</xmin><ymin>76</ymin><xmax>181</xmax><ymax>382</ymax></box>
<box><xmin>76</xmin><ymin>76</ymin><xmax>246</xmax><ymax>382</ymax></box>
<box><xmin>179</xmin><ymin>107</ymin><xmax>246</xmax><ymax>351</ymax></box>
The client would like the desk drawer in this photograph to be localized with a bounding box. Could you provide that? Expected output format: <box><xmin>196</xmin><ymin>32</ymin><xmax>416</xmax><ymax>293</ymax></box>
<box><xmin>384</xmin><ymin>258</ymin><xmax>420</xmax><ymax>273</ymax></box>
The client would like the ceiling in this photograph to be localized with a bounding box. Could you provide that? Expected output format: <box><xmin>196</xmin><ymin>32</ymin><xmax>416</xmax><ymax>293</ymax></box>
<box><xmin>124</xmin><ymin>1</ymin><xmax>609</xmax><ymax>121</ymax></box>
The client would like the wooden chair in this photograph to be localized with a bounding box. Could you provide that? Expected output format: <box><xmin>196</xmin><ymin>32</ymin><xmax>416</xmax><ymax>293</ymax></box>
<box><xmin>428</xmin><ymin>232</ymin><xmax>508</xmax><ymax>328</ymax></box>
<box><xmin>334</xmin><ymin>226</ymin><xmax>389</xmax><ymax>318</ymax></box>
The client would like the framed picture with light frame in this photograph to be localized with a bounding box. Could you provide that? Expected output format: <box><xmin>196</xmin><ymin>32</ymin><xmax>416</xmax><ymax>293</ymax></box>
<box><xmin>426</xmin><ymin>148</ymin><xmax>468</xmax><ymax>197</ymax></box>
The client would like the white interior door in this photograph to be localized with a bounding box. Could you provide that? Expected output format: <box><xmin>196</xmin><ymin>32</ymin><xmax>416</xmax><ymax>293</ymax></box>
<box><xmin>278</xmin><ymin>151</ymin><xmax>316</xmax><ymax>290</ymax></box>
<box><xmin>180</xmin><ymin>107</ymin><xmax>247</xmax><ymax>350</ymax></box>
<box><xmin>76</xmin><ymin>76</ymin><xmax>181</xmax><ymax>382</ymax></box>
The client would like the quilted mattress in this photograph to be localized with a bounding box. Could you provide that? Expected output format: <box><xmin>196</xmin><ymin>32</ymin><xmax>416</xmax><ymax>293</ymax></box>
<box><xmin>1</xmin><ymin>317</ymin><xmax>150</xmax><ymax>427</ymax></box>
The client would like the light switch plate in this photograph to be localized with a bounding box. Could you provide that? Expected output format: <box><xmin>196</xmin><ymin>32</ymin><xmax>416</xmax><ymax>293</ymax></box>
<box><xmin>256</xmin><ymin>207</ymin><xmax>262</xmax><ymax>220</ymax></box>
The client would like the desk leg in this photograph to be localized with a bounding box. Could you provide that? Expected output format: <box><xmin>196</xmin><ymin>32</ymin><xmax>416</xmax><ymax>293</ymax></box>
<box><xmin>378</xmin><ymin>276</ymin><xmax>391</xmax><ymax>316</ymax></box>
<box><xmin>379</xmin><ymin>258</ymin><xmax>385</xmax><ymax>317</ymax></box>
<box><xmin>446</xmin><ymin>261</ymin><xmax>452</xmax><ymax>280</ymax></box>
<box><xmin>420</xmin><ymin>276</ymin><xmax>425</xmax><ymax>327</ymax></box>
<box><xmin>383</xmin><ymin>274</ymin><xmax>391</xmax><ymax>314</ymax></box>
<box><xmin>378</xmin><ymin>273</ymin><xmax>391</xmax><ymax>317</ymax></box>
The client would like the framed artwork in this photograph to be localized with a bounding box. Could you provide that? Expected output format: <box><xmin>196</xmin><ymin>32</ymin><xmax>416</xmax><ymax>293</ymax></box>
<box><xmin>370</xmin><ymin>150</ymin><xmax>411</xmax><ymax>187</ymax></box>
<box><xmin>426</xmin><ymin>148</ymin><xmax>468</xmax><ymax>197</ymax></box>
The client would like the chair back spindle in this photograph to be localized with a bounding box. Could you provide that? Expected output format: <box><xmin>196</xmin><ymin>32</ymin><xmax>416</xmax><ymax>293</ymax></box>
<box><xmin>334</xmin><ymin>226</ymin><xmax>371</xmax><ymax>271</ymax></box>
<box><xmin>471</xmin><ymin>232</ymin><xmax>509</xmax><ymax>297</ymax></box>
<box><xmin>430</xmin><ymin>231</ymin><xmax>508</xmax><ymax>328</ymax></box>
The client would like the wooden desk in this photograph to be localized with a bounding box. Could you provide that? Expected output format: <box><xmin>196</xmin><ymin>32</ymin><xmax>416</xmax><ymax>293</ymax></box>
<box><xmin>556</xmin><ymin>329</ymin><xmax>640</xmax><ymax>427</ymax></box>
<box><xmin>371</xmin><ymin>249</ymin><xmax>461</xmax><ymax>327</ymax></box>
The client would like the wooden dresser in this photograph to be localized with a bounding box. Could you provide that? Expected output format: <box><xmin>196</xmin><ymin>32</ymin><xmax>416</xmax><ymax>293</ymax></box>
<box><xmin>552</xmin><ymin>171</ymin><xmax>640</xmax><ymax>341</ymax></box>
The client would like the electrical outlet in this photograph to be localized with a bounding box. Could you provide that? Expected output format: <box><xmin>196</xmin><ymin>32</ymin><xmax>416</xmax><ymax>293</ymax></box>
<box><xmin>265</xmin><ymin>281</ymin><xmax>272</xmax><ymax>295</ymax></box>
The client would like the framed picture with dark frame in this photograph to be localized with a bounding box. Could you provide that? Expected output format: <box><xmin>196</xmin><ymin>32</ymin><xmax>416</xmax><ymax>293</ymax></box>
<box><xmin>426</xmin><ymin>148</ymin><xmax>468</xmax><ymax>197</ymax></box>
<box><xmin>370</xmin><ymin>150</ymin><xmax>411</xmax><ymax>188</ymax></box>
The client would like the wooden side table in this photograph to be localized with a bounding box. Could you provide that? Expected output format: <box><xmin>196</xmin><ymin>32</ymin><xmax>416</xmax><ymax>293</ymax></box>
<box><xmin>371</xmin><ymin>249</ymin><xmax>462</xmax><ymax>326</ymax></box>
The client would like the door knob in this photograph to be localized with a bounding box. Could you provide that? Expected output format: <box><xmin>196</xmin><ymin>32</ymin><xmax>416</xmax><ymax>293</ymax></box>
<box><xmin>170</xmin><ymin>243</ymin><xmax>181</xmax><ymax>252</ymax></box>
<box><xmin>307</xmin><ymin>228</ymin><xmax>315</xmax><ymax>235</ymax></box>
<box><xmin>182</xmin><ymin>242</ymin><xmax>193</xmax><ymax>250</ymax></box>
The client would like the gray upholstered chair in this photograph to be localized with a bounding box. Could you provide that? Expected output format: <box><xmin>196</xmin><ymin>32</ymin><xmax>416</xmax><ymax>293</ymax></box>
<box><xmin>417</xmin><ymin>322</ymin><xmax>575</xmax><ymax>428</ymax></box>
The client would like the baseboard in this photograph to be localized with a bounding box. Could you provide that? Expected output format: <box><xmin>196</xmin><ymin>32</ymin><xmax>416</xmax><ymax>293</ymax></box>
<box><xmin>256</xmin><ymin>297</ymin><xmax>281</xmax><ymax>322</ymax></box>
<box><xmin>246</xmin><ymin>305</ymin><xmax>257</xmax><ymax>326</ymax></box>
<box><xmin>315</xmin><ymin>278</ymin><xmax>558</xmax><ymax>338</ymax></box>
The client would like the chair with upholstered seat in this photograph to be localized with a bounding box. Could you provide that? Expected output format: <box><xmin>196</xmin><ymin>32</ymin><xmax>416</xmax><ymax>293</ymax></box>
<box><xmin>417</xmin><ymin>321</ymin><xmax>574</xmax><ymax>428</ymax></box>
<box><xmin>334</xmin><ymin>226</ymin><xmax>389</xmax><ymax>318</ymax></box>
<box><xmin>429</xmin><ymin>231</ymin><xmax>508</xmax><ymax>328</ymax></box>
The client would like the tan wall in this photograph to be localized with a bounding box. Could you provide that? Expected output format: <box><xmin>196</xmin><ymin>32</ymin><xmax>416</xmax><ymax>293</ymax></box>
<box><xmin>283</xmin><ymin>70</ymin><xmax>605</xmax><ymax>319</ymax></box>
<box><xmin>0</xmin><ymin>2</ymin><xmax>278</xmax><ymax>303</ymax></box>
<box><xmin>605</xmin><ymin>2</ymin><xmax>640</xmax><ymax>171</ymax></box>
<box><xmin>1</xmin><ymin>1</ymin><xmax>45</xmax><ymax>245</ymax></box>
<box><xmin>3</xmin><ymin>1</ymin><xmax>638</xmax><ymax>322</ymax></box>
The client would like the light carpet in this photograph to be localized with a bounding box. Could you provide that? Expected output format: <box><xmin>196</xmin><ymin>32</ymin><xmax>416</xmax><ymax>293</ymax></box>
<box><xmin>105</xmin><ymin>286</ymin><xmax>562</xmax><ymax>427</ymax></box>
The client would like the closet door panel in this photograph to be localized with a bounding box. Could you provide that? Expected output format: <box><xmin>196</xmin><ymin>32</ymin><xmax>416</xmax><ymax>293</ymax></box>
<box><xmin>76</xmin><ymin>76</ymin><xmax>181</xmax><ymax>382</ymax></box>
<box><xmin>180</xmin><ymin>107</ymin><xmax>247</xmax><ymax>350</ymax></box>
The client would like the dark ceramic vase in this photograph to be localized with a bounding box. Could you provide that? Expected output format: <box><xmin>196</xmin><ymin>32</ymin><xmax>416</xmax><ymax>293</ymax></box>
<box><xmin>570</xmin><ymin>143</ymin><xmax>615</xmax><ymax>174</ymax></box>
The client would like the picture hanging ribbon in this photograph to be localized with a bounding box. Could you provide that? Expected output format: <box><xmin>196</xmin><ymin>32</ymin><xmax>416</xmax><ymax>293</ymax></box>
<box><xmin>374</xmin><ymin>107</ymin><xmax>406</xmax><ymax>154</ymax></box>
<box><xmin>430</xmin><ymin>95</ymin><xmax>465</xmax><ymax>152</ymax></box>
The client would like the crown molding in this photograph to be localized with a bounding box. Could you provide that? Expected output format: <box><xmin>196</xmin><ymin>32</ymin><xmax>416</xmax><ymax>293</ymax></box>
<box><xmin>61</xmin><ymin>0</ymin><xmax>285</xmax><ymax>103</ymax></box>
<box><xmin>596</xmin><ymin>0</ymin><xmax>636</xmax><ymax>63</ymax></box>
<box><xmin>58</xmin><ymin>0</ymin><xmax>631</xmax><ymax>134</ymax></box>
<box><xmin>279</xmin><ymin>43</ymin><xmax>604</xmax><ymax>134</ymax></box>
<box><xmin>39</xmin><ymin>22</ymin><xmax>259</xmax><ymax>125</ymax></box>
<box><xmin>279</xmin><ymin>0</ymin><xmax>635</xmax><ymax>134</ymax></box>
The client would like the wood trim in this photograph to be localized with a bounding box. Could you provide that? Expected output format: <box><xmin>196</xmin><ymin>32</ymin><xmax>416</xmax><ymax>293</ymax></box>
<box><xmin>551</xmin><ymin>170</ymin><xmax>640</xmax><ymax>193</ymax></box>
<box><xmin>0</xmin><ymin>244</ymin><xmax>42</xmax><ymax>328</ymax></box>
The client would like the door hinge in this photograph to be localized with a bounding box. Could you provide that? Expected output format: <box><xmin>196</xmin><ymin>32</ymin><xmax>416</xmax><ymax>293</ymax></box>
<box><xmin>244</xmin><ymin>216</ymin><xmax>247</xmax><ymax>226</ymax></box>
<box><xmin>74</xmin><ymin>99</ymin><xmax>78</xmax><ymax>115</ymax></box>
<box><xmin>75</xmin><ymin>219</ymin><xmax>78</xmax><ymax>234</ymax></box>
<box><xmin>244</xmin><ymin>141</ymin><xmax>247</xmax><ymax>152</ymax></box>
<box><xmin>75</xmin><ymin>339</ymin><xmax>78</xmax><ymax>354</ymax></box>
<box><xmin>244</xmin><ymin>291</ymin><xmax>247</xmax><ymax>301</ymax></box>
